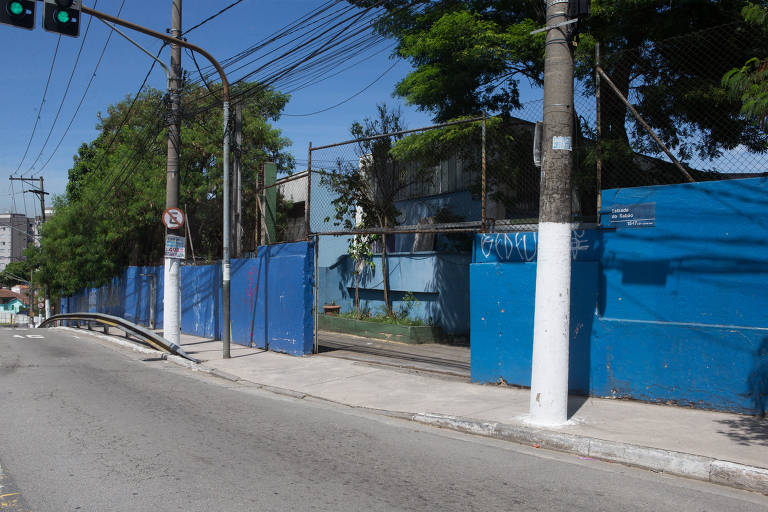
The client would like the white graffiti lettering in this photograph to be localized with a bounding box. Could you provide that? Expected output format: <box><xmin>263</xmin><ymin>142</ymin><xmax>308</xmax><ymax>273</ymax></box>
<box><xmin>480</xmin><ymin>230</ymin><xmax>592</xmax><ymax>262</ymax></box>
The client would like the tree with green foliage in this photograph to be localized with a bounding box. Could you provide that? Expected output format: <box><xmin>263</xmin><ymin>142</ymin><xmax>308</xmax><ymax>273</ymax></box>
<box><xmin>351</xmin><ymin>1</ymin><xmax>767</xmax><ymax>192</ymax></box>
<box><xmin>38</xmin><ymin>82</ymin><xmax>293</xmax><ymax>297</ymax></box>
<box><xmin>723</xmin><ymin>3</ymin><xmax>768</xmax><ymax>130</ymax></box>
<box><xmin>0</xmin><ymin>258</ymin><xmax>32</xmax><ymax>288</ymax></box>
<box><xmin>322</xmin><ymin>104</ymin><xmax>423</xmax><ymax>315</ymax></box>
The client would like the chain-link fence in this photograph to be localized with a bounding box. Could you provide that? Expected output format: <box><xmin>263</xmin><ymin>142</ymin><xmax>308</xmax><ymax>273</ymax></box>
<box><xmin>592</xmin><ymin>22</ymin><xmax>768</xmax><ymax>203</ymax></box>
<box><xmin>308</xmin><ymin>117</ymin><xmax>486</xmax><ymax>243</ymax></box>
<box><xmin>258</xmin><ymin>169</ymin><xmax>308</xmax><ymax>246</ymax></box>
<box><xmin>261</xmin><ymin>21</ymin><xmax>767</xmax><ymax>247</ymax></box>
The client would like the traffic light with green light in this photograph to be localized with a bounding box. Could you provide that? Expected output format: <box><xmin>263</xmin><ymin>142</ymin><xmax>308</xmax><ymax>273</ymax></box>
<box><xmin>0</xmin><ymin>0</ymin><xmax>35</xmax><ymax>30</ymax></box>
<box><xmin>43</xmin><ymin>0</ymin><xmax>80</xmax><ymax>37</ymax></box>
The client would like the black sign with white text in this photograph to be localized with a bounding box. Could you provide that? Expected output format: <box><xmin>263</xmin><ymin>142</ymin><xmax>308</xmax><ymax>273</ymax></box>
<box><xmin>608</xmin><ymin>203</ymin><xmax>656</xmax><ymax>228</ymax></box>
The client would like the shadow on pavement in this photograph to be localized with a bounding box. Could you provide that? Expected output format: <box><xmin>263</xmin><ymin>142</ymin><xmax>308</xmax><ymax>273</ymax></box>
<box><xmin>715</xmin><ymin>416</ymin><xmax>768</xmax><ymax>447</ymax></box>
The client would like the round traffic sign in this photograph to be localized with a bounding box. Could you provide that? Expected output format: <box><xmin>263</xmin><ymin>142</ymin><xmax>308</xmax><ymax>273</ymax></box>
<box><xmin>162</xmin><ymin>208</ymin><xmax>185</xmax><ymax>230</ymax></box>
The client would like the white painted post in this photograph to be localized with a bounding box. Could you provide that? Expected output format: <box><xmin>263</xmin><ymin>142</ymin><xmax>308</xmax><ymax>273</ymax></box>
<box><xmin>529</xmin><ymin>223</ymin><xmax>571</xmax><ymax>425</ymax></box>
<box><xmin>163</xmin><ymin>258</ymin><xmax>181</xmax><ymax>344</ymax></box>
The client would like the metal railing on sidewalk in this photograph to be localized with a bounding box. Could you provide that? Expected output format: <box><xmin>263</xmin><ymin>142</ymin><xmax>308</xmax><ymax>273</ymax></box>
<box><xmin>40</xmin><ymin>312</ymin><xmax>201</xmax><ymax>363</ymax></box>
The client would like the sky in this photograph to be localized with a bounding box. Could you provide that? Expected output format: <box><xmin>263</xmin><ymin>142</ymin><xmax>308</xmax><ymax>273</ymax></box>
<box><xmin>0</xmin><ymin>0</ymin><xmax>441</xmax><ymax>216</ymax></box>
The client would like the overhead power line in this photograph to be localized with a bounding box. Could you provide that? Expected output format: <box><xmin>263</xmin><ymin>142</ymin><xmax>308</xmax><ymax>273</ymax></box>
<box><xmin>14</xmin><ymin>36</ymin><xmax>62</xmax><ymax>175</ymax></box>
<box><xmin>37</xmin><ymin>0</ymin><xmax>127</xmax><ymax>175</ymax></box>
<box><xmin>182</xmin><ymin>0</ymin><xmax>248</xmax><ymax>36</ymax></box>
<box><xmin>37</xmin><ymin>0</ymin><xmax>247</xmax><ymax>181</ymax></box>
<box><xmin>25</xmin><ymin>0</ymin><xmax>101</xmax><ymax>173</ymax></box>
<box><xmin>91</xmin><ymin>0</ymin><xmax>415</xmax><ymax>206</ymax></box>
<box><xmin>283</xmin><ymin>59</ymin><xmax>398</xmax><ymax>117</ymax></box>
<box><xmin>91</xmin><ymin>64</ymin><xmax>166</xmax><ymax>206</ymax></box>
<box><xmin>184</xmin><ymin>3</ymin><xmax>395</xmax><ymax>118</ymax></box>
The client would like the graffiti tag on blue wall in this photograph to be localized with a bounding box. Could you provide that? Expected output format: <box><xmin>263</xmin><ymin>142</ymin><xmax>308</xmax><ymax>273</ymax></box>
<box><xmin>474</xmin><ymin>231</ymin><xmax>601</xmax><ymax>263</ymax></box>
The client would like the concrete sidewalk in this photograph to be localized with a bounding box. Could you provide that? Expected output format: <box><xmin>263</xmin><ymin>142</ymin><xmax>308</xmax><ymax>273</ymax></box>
<box><xmin>78</xmin><ymin>328</ymin><xmax>768</xmax><ymax>495</ymax></box>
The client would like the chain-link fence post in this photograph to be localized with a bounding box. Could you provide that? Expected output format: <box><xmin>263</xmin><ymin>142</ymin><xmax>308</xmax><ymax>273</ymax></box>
<box><xmin>305</xmin><ymin>142</ymin><xmax>313</xmax><ymax>239</ymax></box>
<box><xmin>481</xmin><ymin>111</ymin><xmax>487</xmax><ymax>233</ymax></box>
<box><xmin>595</xmin><ymin>43</ymin><xmax>602</xmax><ymax>226</ymax></box>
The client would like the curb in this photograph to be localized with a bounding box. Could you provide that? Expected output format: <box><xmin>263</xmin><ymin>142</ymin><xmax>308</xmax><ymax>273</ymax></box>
<box><xmin>411</xmin><ymin>413</ymin><xmax>768</xmax><ymax>495</ymax></box>
<box><xmin>60</xmin><ymin>327</ymin><xmax>768</xmax><ymax>496</ymax></box>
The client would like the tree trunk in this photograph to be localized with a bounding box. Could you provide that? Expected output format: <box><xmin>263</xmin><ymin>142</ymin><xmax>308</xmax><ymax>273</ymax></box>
<box><xmin>599</xmin><ymin>50</ymin><xmax>635</xmax><ymax>189</ymax></box>
<box><xmin>354</xmin><ymin>266</ymin><xmax>360</xmax><ymax>315</ymax></box>
<box><xmin>381</xmin><ymin>232</ymin><xmax>392</xmax><ymax>317</ymax></box>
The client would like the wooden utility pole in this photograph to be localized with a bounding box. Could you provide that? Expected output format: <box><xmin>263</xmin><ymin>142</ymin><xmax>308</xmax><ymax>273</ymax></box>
<box><xmin>529</xmin><ymin>0</ymin><xmax>576</xmax><ymax>426</ymax></box>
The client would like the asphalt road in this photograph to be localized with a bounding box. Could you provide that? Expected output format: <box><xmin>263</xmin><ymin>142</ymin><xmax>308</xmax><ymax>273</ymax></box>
<box><xmin>1</xmin><ymin>327</ymin><xmax>766</xmax><ymax>512</ymax></box>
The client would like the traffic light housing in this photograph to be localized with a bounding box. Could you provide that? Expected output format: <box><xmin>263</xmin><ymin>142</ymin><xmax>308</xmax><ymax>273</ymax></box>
<box><xmin>0</xmin><ymin>0</ymin><xmax>35</xmax><ymax>30</ymax></box>
<box><xmin>43</xmin><ymin>0</ymin><xmax>80</xmax><ymax>37</ymax></box>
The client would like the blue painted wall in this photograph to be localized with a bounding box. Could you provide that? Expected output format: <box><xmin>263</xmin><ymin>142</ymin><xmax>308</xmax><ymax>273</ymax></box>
<box><xmin>313</xmin><ymin>182</ymin><xmax>477</xmax><ymax>336</ymax></box>
<box><xmin>230</xmin><ymin>242</ymin><xmax>315</xmax><ymax>355</ymax></box>
<box><xmin>318</xmin><ymin>235</ymin><xmax>470</xmax><ymax>335</ymax></box>
<box><xmin>62</xmin><ymin>240</ymin><xmax>315</xmax><ymax>356</ymax></box>
<box><xmin>471</xmin><ymin>177</ymin><xmax>768</xmax><ymax>415</ymax></box>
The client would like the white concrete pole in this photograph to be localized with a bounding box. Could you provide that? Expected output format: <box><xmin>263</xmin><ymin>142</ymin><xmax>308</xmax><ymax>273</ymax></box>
<box><xmin>529</xmin><ymin>0</ymin><xmax>574</xmax><ymax>426</ymax></box>
<box><xmin>163</xmin><ymin>0</ymin><xmax>182</xmax><ymax>345</ymax></box>
<box><xmin>163</xmin><ymin>258</ymin><xmax>181</xmax><ymax>343</ymax></box>
<box><xmin>529</xmin><ymin>223</ymin><xmax>572</xmax><ymax>425</ymax></box>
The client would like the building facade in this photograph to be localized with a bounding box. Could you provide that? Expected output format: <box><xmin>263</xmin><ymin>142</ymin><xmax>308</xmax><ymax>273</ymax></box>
<box><xmin>0</xmin><ymin>213</ymin><xmax>32</xmax><ymax>271</ymax></box>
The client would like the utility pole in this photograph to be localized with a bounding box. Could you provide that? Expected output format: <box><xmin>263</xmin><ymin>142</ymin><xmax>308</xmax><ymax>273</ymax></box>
<box><xmin>222</xmin><ymin>101</ymin><xmax>232</xmax><ymax>359</ymax></box>
<box><xmin>233</xmin><ymin>103</ymin><xmax>243</xmax><ymax>258</ymax></box>
<box><xmin>163</xmin><ymin>0</ymin><xmax>182</xmax><ymax>346</ymax></box>
<box><xmin>77</xmin><ymin>3</ymin><xmax>232</xmax><ymax>357</ymax></box>
<box><xmin>529</xmin><ymin>0</ymin><xmax>576</xmax><ymax>426</ymax></box>
<box><xmin>29</xmin><ymin>269</ymin><xmax>33</xmax><ymax>327</ymax></box>
<box><xmin>10</xmin><ymin>176</ymin><xmax>49</xmax><ymax>319</ymax></box>
<box><xmin>9</xmin><ymin>176</ymin><xmax>48</xmax><ymax>222</ymax></box>
<box><xmin>38</xmin><ymin>176</ymin><xmax>50</xmax><ymax>319</ymax></box>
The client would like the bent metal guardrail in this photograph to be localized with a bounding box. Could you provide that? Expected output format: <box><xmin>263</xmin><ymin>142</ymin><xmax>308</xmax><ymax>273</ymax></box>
<box><xmin>39</xmin><ymin>312</ymin><xmax>201</xmax><ymax>364</ymax></box>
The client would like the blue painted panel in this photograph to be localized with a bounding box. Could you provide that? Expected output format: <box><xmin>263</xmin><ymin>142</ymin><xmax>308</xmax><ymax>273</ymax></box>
<box><xmin>229</xmin><ymin>242</ymin><xmax>315</xmax><ymax>354</ymax></box>
<box><xmin>471</xmin><ymin>178</ymin><xmax>768</xmax><ymax>415</ymax></box>
<box><xmin>181</xmin><ymin>264</ymin><xmax>221</xmax><ymax>340</ymax></box>
<box><xmin>599</xmin><ymin>179</ymin><xmax>768</xmax><ymax>328</ymax></box>
<box><xmin>122</xmin><ymin>265</ymin><xmax>162</xmax><ymax>327</ymax></box>
<box><xmin>590</xmin><ymin>319</ymin><xmax>767</xmax><ymax>413</ymax></box>
<box><xmin>60</xmin><ymin>240</ymin><xmax>345</xmax><ymax>358</ymax></box>
<box><xmin>470</xmin><ymin>261</ymin><xmax>598</xmax><ymax>394</ymax></box>
<box><xmin>265</xmin><ymin>241</ymin><xmax>315</xmax><ymax>355</ymax></box>
<box><xmin>230</xmin><ymin>256</ymin><xmax>267</xmax><ymax>348</ymax></box>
